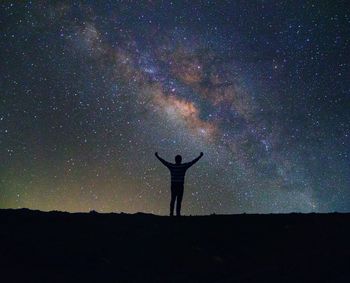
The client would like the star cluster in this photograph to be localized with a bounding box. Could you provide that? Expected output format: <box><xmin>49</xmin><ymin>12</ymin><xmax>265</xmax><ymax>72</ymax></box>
<box><xmin>0</xmin><ymin>1</ymin><xmax>349</xmax><ymax>214</ymax></box>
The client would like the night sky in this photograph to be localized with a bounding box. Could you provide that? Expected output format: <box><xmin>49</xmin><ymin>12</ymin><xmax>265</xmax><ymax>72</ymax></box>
<box><xmin>1</xmin><ymin>1</ymin><xmax>349</xmax><ymax>215</ymax></box>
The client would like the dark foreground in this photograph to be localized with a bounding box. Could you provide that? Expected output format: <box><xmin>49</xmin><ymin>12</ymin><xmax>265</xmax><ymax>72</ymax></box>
<box><xmin>0</xmin><ymin>209</ymin><xmax>349</xmax><ymax>282</ymax></box>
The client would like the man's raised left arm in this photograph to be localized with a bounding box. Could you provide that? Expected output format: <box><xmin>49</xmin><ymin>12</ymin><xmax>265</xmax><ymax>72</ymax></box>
<box><xmin>155</xmin><ymin>152</ymin><xmax>172</xmax><ymax>168</ymax></box>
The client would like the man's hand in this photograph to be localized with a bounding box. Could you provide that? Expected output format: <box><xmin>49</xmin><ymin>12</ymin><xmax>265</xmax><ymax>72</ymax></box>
<box><xmin>200</xmin><ymin>152</ymin><xmax>204</xmax><ymax>157</ymax></box>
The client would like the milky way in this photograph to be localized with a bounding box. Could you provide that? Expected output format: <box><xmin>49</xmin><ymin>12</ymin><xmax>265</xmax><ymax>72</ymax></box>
<box><xmin>1</xmin><ymin>1</ymin><xmax>349</xmax><ymax>214</ymax></box>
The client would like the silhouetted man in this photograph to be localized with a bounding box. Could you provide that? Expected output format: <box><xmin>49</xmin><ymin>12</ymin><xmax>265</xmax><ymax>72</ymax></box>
<box><xmin>155</xmin><ymin>152</ymin><xmax>203</xmax><ymax>216</ymax></box>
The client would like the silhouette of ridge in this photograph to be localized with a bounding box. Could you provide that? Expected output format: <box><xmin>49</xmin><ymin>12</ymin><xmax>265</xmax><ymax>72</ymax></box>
<box><xmin>0</xmin><ymin>209</ymin><xmax>349</xmax><ymax>282</ymax></box>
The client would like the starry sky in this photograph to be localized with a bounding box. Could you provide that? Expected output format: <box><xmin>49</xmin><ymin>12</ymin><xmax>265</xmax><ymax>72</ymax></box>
<box><xmin>1</xmin><ymin>1</ymin><xmax>349</xmax><ymax>215</ymax></box>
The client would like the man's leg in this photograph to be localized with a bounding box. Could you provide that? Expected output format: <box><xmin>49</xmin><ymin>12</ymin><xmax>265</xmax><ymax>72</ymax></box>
<box><xmin>170</xmin><ymin>185</ymin><xmax>176</xmax><ymax>216</ymax></box>
<box><xmin>176</xmin><ymin>184</ymin><xmax>184</xmax><ymax>216</ymax></box>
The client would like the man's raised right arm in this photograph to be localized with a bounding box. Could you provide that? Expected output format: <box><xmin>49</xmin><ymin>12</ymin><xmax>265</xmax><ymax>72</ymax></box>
<box><xmin>185</xmin><ymin>152</ymin><xmax>204</xmax><ymax>168</ymax></box>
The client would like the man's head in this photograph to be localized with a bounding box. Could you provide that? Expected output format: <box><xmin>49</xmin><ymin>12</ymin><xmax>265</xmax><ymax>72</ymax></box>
<box><xmin>175</xmin><ymin>155</ymin><xmax>182</xmax><ymax>164</ymax></box>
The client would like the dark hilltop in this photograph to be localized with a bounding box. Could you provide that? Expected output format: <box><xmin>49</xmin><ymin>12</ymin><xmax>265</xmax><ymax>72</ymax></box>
<box><xmin>0</xmin><ymin>209</ymin><xmax>349</xmax><ymax>282</ymax></box>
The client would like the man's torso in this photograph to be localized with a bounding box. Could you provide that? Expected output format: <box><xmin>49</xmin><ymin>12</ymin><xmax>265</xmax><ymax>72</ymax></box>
<box><xmin>168</xmin><ymin>164</ymin><xmax>188</xmax><ymax>184</ymax></box>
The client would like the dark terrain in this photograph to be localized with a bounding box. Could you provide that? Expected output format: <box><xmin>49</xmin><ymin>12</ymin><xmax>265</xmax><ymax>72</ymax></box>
<box><xmin>0</xmin><ymin>209</ymin><xmax>349</xmax><ymax>282</ymax></box>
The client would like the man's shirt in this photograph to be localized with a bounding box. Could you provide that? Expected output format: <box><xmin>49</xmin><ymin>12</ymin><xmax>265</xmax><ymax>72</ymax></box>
<box><xmin>165</xmin><ymin>163</ymin><xmax>192</xmax><ymax>184</ymax></box>
<box><xmin>156</xmin><ymin>155</ymin><xmax>201</xmax><ymax>185</ymax></box>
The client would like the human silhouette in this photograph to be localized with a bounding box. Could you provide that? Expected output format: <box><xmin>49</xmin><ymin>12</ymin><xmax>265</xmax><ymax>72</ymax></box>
<box><xmin>155</xmin><ymin>152</ymin><xmax>203</xmax><ymax>216</ymax></box>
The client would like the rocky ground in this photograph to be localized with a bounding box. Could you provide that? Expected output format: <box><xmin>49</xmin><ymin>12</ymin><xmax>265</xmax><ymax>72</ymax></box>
<box><xmin>0</xmin><ymin>209</ymin><xmax>349</xmax><ymax>282</ymax></box>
